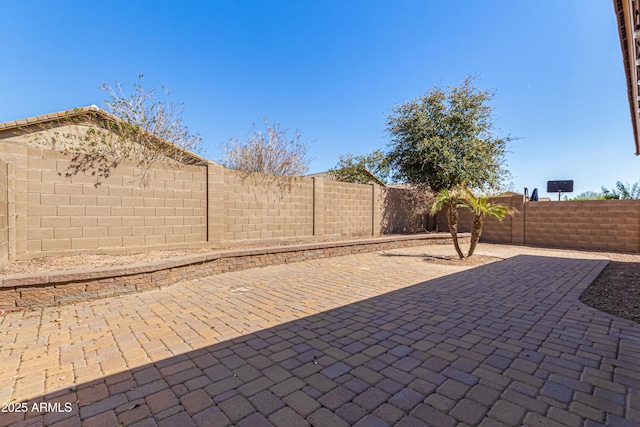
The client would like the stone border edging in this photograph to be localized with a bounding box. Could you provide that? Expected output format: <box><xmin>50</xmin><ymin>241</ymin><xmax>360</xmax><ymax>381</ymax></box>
<box><xmin>0</xmin><ymin>233</ymin><xmax>469</xmax><ymax>310</ymax></box>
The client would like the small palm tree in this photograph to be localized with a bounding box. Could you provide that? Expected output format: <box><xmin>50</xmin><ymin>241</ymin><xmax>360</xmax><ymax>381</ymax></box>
<box><xmin>430</xmin><ymin>186</ymin><xmax>468</xmax><ymax>259</ymax></box>
<box><xmin>602</xmin><ymin>181</ymin><xmax>640</xmax><ymax>200</ymax></box>
<box><xmin>460</xmin><ymin>193</ymin><xmax>515</xmax><ymax>257</ymax></box>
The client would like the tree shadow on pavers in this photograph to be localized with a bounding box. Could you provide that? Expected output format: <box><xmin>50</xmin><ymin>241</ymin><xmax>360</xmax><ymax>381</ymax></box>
<box><xmin>378</xmin><ymin>252</ymin><xmax>436</xmax><ymax>258</ymax></box>
<box><xmin>6</xmin><ymin>255</ymin><xmax>640</xmax><ymax>427</ymax></box>
<box><xmin>379</xmin><ymin>252</ymin><xmax>494</xmax><ymax>261</ymax></box>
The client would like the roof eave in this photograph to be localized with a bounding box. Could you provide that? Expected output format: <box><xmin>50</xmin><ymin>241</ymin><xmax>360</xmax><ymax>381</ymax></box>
<box><xmin>614</xmin><ymin>0</ymin><xmax>640</xmax><ymax>155</ymax></box>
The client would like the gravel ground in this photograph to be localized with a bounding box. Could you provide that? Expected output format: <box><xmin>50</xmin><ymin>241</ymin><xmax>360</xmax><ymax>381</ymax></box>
<box><xmin>423</xmin><ymin>254</ymin><xmax>505</xmax><ymax>266</ymax></box>
<box><xmin>579</xmin><ymin>260</ymin><xmax>640</xmax><ymax>324</ymax></box>
<box><xmin>2</xmin><ymin>249</ymin><xmax>213</xmax><ymax>275</ymax></box>
<box><xmin>0</xmin><ymin>235</ymin><xmax>404</xmax><ymax>275</ymax></box>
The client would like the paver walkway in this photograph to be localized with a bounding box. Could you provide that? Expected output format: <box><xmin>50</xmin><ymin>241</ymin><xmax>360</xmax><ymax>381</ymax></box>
<box><xmin>0</xmin><ymin>244</ymin><xmax>639</xmax><ymax>426</ymax></box>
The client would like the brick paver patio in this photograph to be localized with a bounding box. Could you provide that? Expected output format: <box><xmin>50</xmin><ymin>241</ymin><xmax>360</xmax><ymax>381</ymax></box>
<box><xmin>1</xmin><ymin>244</ymin><xmax>639</xmax><ymax>426</ymax></box>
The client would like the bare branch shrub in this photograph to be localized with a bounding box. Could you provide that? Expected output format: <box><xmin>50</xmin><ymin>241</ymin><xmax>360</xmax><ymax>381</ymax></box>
<box><xmin>222</xmin><ymin>119</ymin><xmax>312</xmax><ymax>177</ymax></box>
<box><xmin>19</xmin><ymin>75</ymin><xmax>203</xmax><ymax>186</ymax></box>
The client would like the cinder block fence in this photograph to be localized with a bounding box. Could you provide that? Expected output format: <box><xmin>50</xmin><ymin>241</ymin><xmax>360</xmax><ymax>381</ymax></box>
<box><xmin>0</xmin><ymin>132</ymin><xmax>427</xmax><ymax>268</ymax></box>
<box><xmin>0</xmin><ymin>157</ymin><xmax>8</xmax><ymax>269</ymax></box>
<box><xmin>441</xmin><ymin>194</ymin><xmax>640</xmax><ymax>253</ymax></box>
<box><xmin>4</xmin><ymin>117</ymin><xmax>636</xmax><ymax>273</ymax></box>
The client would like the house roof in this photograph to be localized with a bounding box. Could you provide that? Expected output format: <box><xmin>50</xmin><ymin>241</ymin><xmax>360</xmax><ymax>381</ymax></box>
<box><xmin>0</xmin><ymin>106</ymin><xmax>208</xmax><ymax>164</ymax></box>
<box><xmin>306</xmin><ymin>166</ymin><xmax>387</xmax><ymax>186</ymax></box>
<box><xmin>613</xmin><ymin>0</ymin><xmax>640</xmax><ymax>155</ymax></box>
<box><xmin>306</xmin><ymin>170</ymin><xmax>340</xmax><ymax>180</ymax></box>
<box><xmin>386</xmin><ymin>183</ymin><xmax>414</xmax><ymax>189</ymax></box>
<box><xmin>0</xmin><ymin>105</ymin><xmax>104</xmax><ymax>131</ymax></box>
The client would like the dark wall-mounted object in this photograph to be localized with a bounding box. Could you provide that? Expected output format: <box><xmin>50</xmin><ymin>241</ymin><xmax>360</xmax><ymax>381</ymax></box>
<box><xmin>547</xmin><ymin>180</ymin><xmax>574</xmax><ymax>193</ymax></box>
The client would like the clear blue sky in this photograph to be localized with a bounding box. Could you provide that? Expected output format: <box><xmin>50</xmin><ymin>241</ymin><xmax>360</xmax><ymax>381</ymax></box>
<box><xmin>1</xmin><ymin>1</ymin><xmax>637</xmax><ymax>198</ymax></box>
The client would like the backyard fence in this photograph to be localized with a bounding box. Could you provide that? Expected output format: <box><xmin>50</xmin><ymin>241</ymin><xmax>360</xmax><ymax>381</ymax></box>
<box><xmin>0</xmin><ymin>133</ymin><xmax>427</xmax><ymax>262</ymax></box>
<box><xmin>3</xmin><ymin>122</ymin><xmax>637</xmax><ymax>266</ymax></box>
<box><xmin>0</xmin><ymin>157</ymin><xmax>8</xmax><ymax>269</ymax></box>
<box><xmin>441</xmin><ymin>194</ymin><xmax>640</xmax><ymax>253</ymax></box>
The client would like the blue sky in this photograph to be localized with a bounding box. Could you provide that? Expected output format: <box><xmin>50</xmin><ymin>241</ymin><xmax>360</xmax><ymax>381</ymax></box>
<box><xmin>1</xmin><ymin>1</ymin><xmax>637</xmax><ymax>198</ymax></box>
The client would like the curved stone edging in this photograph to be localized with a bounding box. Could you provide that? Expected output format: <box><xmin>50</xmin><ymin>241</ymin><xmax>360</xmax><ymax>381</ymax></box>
<box><xmin>0</xmin><ymin>233</ymin><xmax>469</xmax><ymax>310</ymax></box>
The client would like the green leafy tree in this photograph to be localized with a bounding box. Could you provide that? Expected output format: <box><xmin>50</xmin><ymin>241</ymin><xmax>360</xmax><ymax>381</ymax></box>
<box><xmin>459</xmin><ymin>192</ymin><xmax>515</xmax><ymax>257</ymax></box>
<box><xmin>601</xmin><ymin>181</ymin><xmax>640</xmax><ymax>200</ymax></box>
<box><xmin>387</xmin><ymin>76</ymin><xmax>512</xmax><ymax>257</ymax></box>
<box><xmin>386</xmin><ymin>76</ymin><xmax>511</xmax><ymax>193</ymax></box>
<box><xmin>330</xmin><ymin>150</ymin><xmax>391</xmax><ymax>184</ymax></box>
<box><xmin>566</xmin><ymin>191</ymin><xmax>606</xmax><ymax>201</ymax></box>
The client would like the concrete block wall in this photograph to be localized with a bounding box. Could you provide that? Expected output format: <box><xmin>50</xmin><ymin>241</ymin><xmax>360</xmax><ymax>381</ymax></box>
<box><xmin>323</xmin><ymin>181</ymin><xmax>374</xmax><ymax>237</ymax></box>
<box><xmin>0</xmin><ymin>141</ymin><xmax>26</xmax><ymax>260</ymax></box>
<box><xmin>4</xmin><ymin>119</ymin><xmax>639</xmax><ymax>260</ymax></box>
<box><xmin>0</xmin><ymin>140</ymin><xmax>207</xmax><ymax>259</ymax></box>
<box><xmin>0</xmin><ymin>123</ymin><xmax>429</xmax><ymax>260</ymax></box>
<box><xmin>454</xmin><ymin>208</ymin><xmax>475</xmax><ymax>233</ymax></box>
<box><xmin>475</xmin><ymin>195</ymin><xmax>524</xmax><ymax>244</ymax></box>
<box><xmin>0</xmin><ymin>139</ymin><xmax>392</xmax><ymax>259</ymax></box>
<box><xmin>441</xmin><ymin>194</ymin><xmax>640</xmax><ymax>253</ymax></box>
<box><xmin>221</xmin><ymin>170</ymin><xmax>314</xmax><ymax>242</ymax></box>
<box><xmin>0</xmin><ymin>158</ymin><xmax>8</xmax><ymax>269</ymax></box>
<box><xmin>438</xmin><ymin>194</ymin><xmax>523</xmax><ymax>245</ymax></box>
<box><xmin>380</xmin><ymin>187</ymin><xmax>430</xmax><ymax>234</ymax></box>
<box><xmin>207</xmin><ymin>162</ymin><xmax>226</xmax><ymax>244</ymax></box>
<box><xmin>525</xmin><ymin>200</ymin><xmax>640</xmax><ymax>252</ymax></box>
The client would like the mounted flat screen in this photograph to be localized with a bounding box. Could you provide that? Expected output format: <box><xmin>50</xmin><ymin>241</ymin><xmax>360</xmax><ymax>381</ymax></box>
<box><xmin>547</xmin><ymin>180</ymin><xmax>574</xmax><ymax>193</ymax></box>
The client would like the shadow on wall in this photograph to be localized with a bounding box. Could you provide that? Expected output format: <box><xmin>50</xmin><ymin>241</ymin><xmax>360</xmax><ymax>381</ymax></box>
<box><xmin>381</xmin><ymin>187</ymin><xmax>433</xmax><ymax>234</ymax></box>
<box><xmin>3</xmin><ymin>254</ymin><xmax>620</xmax><ymax>426</ymax></box>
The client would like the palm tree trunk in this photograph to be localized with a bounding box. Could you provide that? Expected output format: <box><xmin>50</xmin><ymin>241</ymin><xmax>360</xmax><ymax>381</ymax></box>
<box><xmin>447</xmin><ymin>202</ymin><xmax>465</xmax><ymax>259</ymax></box>
<box><xmin>467</xmin><ymin>215</ymin><xmax>484</xmax><ymax>257</ymax></box>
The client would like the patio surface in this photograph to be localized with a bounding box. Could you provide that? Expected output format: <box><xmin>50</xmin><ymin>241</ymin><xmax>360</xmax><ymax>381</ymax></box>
<box><xmin>1</xmin><ymin>243</ymin><xmax>639</xmax><ymax>426</ymax></box>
